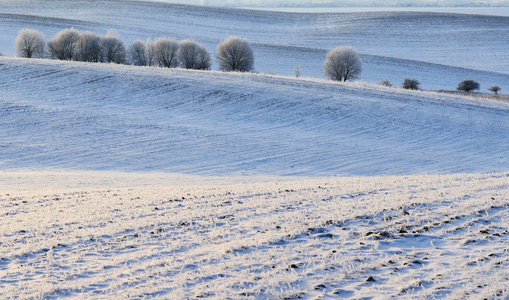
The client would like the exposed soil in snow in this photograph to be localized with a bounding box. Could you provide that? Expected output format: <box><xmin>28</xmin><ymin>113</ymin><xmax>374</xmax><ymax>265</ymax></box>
<box><xmin>1</xmin><ymin>172</ymin><xmax>508</xmax><ymax>299</ymax></box>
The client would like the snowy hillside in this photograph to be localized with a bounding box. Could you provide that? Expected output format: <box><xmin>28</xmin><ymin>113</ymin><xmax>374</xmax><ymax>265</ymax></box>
<box><xmin>1</xmin><ymin>0</ymin><xmax>509</xmax><ymax>91</ymax></box>
<box><xmin>1</xmin><ymin>1</ymin><xmax>509</xmax><ymax>299</ymax></box>
<box><xmin>1</xmin><ymin>57</ymin><xmax>508</xmax><ymax>176</ymax></box>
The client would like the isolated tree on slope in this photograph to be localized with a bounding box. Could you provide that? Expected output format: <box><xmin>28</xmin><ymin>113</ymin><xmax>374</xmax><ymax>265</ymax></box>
<box><xmin>152</xmin><ymin>37</ymin><xmax>179</xmax><ymax>68</ymax></box>
<box><xmin>402</xmin><ymin>78</ymin><xmax>420</xmax><ymax>90</ymax></box>
<box><xmin>324</xmin><ymin>46</ymin><xmax>362</xmax><ymax>82</ymax></box>
<box><xmin>178</xmin><ymin>39</ymin><xmax>211</xmax><ymax>70</ymax></box>
<box><xmin>47</xmin><ymin>28</ymin><xmax>80</xmax><ymax>60</ymax></box>
<box><xmin>14</xmin><ymin>28</ymin><xmax>46</xmax><ymax>58</ymax></box>
<box><xmin>457</xmin><ymin>79</ymin><xmax>480</xmax><ymax>93</ymax></box>
<box><xmin>216</xmin><ymin>36</ymin><xmax>254</xmax><ymax>72</ymax></box>
<box><xmin>489</xmin><ymin>85</ymin><xmax>501</xmax><ymax>95</ymax></box>
<box><xmin>100</xmin><ymin>30</ymin><xmax>126</xmax><ymax>64</ymax></box>
<box><xmin>128</xmin><ymin>39</ymin><xmax>148</xmax><ymax>66</ymax></box>
<box><xmin>75</xmin><ymin>31</ymin><xmax>102</xmax><ymax>62</ymax></box>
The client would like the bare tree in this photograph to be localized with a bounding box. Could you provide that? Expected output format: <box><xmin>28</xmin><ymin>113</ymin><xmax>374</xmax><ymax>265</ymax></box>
<box><xmin>457</xmin><ymin>79</ymin><xmax>480</xmax><ymax>93</ymax></box>
<box><xmin>14</xmin><ymin>28</ymin><xmax>46</xmax><ymax>58</ymax></box>
<box><xmin>128</xmin><ymin>39</ymin><xmax>148</xmax><ymax>66</ymax></box>
<box><xmin>293</xmin><ymin>64</ymin><xmax>302</xmax><ymax>78</ymax></box>
<box><xmin>489</xmin><ymin>85</ymin><xmax>501</xmax><ymax>95</ymax></box>
<box><xmin>216</xmin><ymin>36</ymin><xmax>254</xmax><ymax>72</ymax></box>
<box><xmin>402</xmin><ymin>78</ymin><xmax>420</xmax><ymax>90</ymax></box>
<box><xmin>47</xmin><ymin>28</ymin><xmax>80</xmax><ymax>60</ymax></box>
<box><xmin>194</xmin><ymin>44</ymin><xmax>212</xmax><ymax>70</ymax></box>
<box><xmin>178</xmin><ymin>39</ymin><xmax>211</xmax><ymax>70</ymax></box>
<box><xmin>324</xmin><ymin>46</ymin><xmax>362</xmax><ymax>82</ymax></box>
<box><xmin>76</xmin><ymin>31</ymin><xmax>102</xmax><ymax>62</ymax></box>
<box><xmin>146</xmin><ymin>38</ymin><xmax>156</xmax><ymax>66</ymax></box>
<box><xmin>152</xmin><ymin>37</ymin><xmax>179</xmax><ymax>68</ymax></box>
<box><xmin>100</xmin><ymin>30</ymin><xmax>126</xmax><ymax>64</ymax></box>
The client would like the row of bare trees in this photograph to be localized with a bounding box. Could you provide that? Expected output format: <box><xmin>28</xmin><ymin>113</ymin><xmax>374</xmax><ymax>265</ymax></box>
<box><xmin>14</xmin><ymin>28</ymin><xmax>255</xmax><ymax>72</ymax></box>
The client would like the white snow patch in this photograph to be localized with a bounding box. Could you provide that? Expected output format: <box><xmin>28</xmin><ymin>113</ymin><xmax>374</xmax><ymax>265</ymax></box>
<box><xmin>1</xmin><ymin>172</ymin><xmax>508</xmax><ymax>298</ymax></box>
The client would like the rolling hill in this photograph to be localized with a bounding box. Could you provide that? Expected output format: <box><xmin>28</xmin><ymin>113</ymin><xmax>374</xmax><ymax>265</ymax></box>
<box><xmin>1</xmin><ymin>0</ymin><xmax>509</xmax><ymax>91</ymax></box>
<box><xmin>1</xmin><ymin>1</ymin><xmax>509</xmax><ymax>299</ymax></box>
<box><xmin>1</xmin><ymin>57</ymin><xmax>508</xmax><ymax>176</ymax></box>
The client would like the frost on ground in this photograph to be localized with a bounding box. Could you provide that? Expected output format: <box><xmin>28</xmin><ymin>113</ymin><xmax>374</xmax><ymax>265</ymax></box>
<box><xmin>1</xmin><ymin>2</ymin><xmax>509</xmax><ymax>298</ymax></box>
<box><xmin>1</xmin><ymin>0</ymin><xmax>509</xmax><ymax>91</ymax></box>
<box><xmin>1</xmin><ymin>54</ymin><xmax>509</xmax><ymax>299</ymax></box>
<box><xmin>1</xmin><ymin>57</ymin><xmax>508</xmax><ymax>176</ymax></box>
<box><xmin>1</xmin><ymin>172</ymin><xmax>509</xmax><ymax>299</ymax></box>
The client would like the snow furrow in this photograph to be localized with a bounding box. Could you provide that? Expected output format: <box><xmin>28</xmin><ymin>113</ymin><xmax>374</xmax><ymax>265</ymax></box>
<box><xmin>1</xmin><ymin>57</ymin><xmax>507</xmax><ymax>176</ymax></box>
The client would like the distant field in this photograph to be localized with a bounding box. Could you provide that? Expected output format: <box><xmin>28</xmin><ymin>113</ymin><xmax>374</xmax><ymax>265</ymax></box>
<box><xmin>244</xmin><ymin>6</ymin><xmax>509</xmax><ymax>16</ymax></box>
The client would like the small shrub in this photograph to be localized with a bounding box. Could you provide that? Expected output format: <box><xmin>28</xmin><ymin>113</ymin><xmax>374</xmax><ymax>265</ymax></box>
<box><xmin>380</xmin><ymin>78</ymin><xmax>392</xmax><ymax>87</ymax></box>
<box><xmin>293</xmin><ymin>64</ymin><xmax>302</xmax><ymax>78</ymax></box>
<box><xmin>457</xmin><ymin>80</ymin><xmax>480</xmax><ymax>93</ymax></box>
<box><xmin>402</xmin><ymin>78</ymin><xmax>420</xmax><ymax>90</ymax></box>
<box><xmin>489</xmin><ymin>85</ymin><xmax>501</xmax><ymax>95</ymax></box>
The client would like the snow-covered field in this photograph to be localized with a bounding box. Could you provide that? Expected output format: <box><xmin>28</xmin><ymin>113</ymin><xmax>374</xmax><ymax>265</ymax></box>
<box><xmin>2</xmin><ymin>57</ymin><xmax>508</xmax><ymax>176</ymax></box>
<box><xmin>1</xmin><ymin>1</ymin><xmax>509</xmax><ymax>298</ymax></box>
<box><xmin>1</xmin><ymin>0</ymin><xmax>509</xmax><ymax>91</ymax></box>
<box><xmin>2</xmin><ymin>172</ymin><xmax>509</xmax><ymax>299</ymax></box>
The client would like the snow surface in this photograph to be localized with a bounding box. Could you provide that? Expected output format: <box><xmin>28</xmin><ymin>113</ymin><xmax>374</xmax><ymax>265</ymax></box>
<box><xmin>245</xmin><ymin>6</ymin><xmax>509</xmax><ymax>17</ymax></box>
<box><xmin>1</xmin><ymin>172</ymin><xmax>509</xmax><ymax>298</ymax></box>
<box><xmin>1</xmin><ymin>1</ymin><xmax>509</xmax><ymax>298</ymax></box>
<box><xmin>1</xmin><ymin>0</ymin><xmax>509</xmax><ymax>91</ymax></box>
<box><xmin>1</xmin><ymin>57</ymin><xmax>508</xmax><ymax>176</ymax></box>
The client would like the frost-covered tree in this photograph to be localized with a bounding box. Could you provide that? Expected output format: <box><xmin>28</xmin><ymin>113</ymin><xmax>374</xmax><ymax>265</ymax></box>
<box><xmin>402</xmin><ymin>78</ymin><xmax>420</xmax><ymax>90</ymax></box>
<box><xmin>146</xmin><ymin>38</ymin><xmax>156</xmax><ymax>66</ymax></box>
<box><xmin>128</xmin><ymin>39</ymin><xmax>148</xmax><ymax>66</ymax></box>
<box><xmin>216</xmin><ymin>36</ymin><xmax>254</xmax><ymax>72</ymax></box>
<box><xmin>178</xmin><ymin>39</ymin><xmax>211</xmax><ymax>70</ymax></box>
<box><xmin>194</xmin><ymin>45</ymin><xmax>212</xmax><ymax>70</ymax></box>
<box><xmin>152</xmin><ymin>37</ymin><xmax>179</xmax><ymax>68</ymax></box>
<box><xmin>324</xmin><ymin>46</ymin><xmax>362</xmax><ymax>82</ymax></box>
<box><xmin>293</xmin><ymin>64</ymin><xmax>302</xmax><ymax>78</ymax></box>
<box><xmin>47</xmin><ymin>28</ymin><xmax>80</xmax><ymax>60</ymax></box>
<box><xmin>75</xmin><ymin>31</ymin><xmax>102</xmax><ymax>62</ymax></box>
<box><xmin>100</xmin><ymin>30</ymin><xmax>126</xmax><ymax>64</ymax></box>
<box><xmin>489</xmin><ymin>85</ymin><xmax>501</xmax><ymax>95</ymax></box>
<box><xmin>14</xmin><ymin>28</ymin><xmax>46</xmax><ymax>58</ymax></box>
<box><xmin>457</xmin><ymin>80</ymin><xmax>480</xmax><ymax>93</ymax></box>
